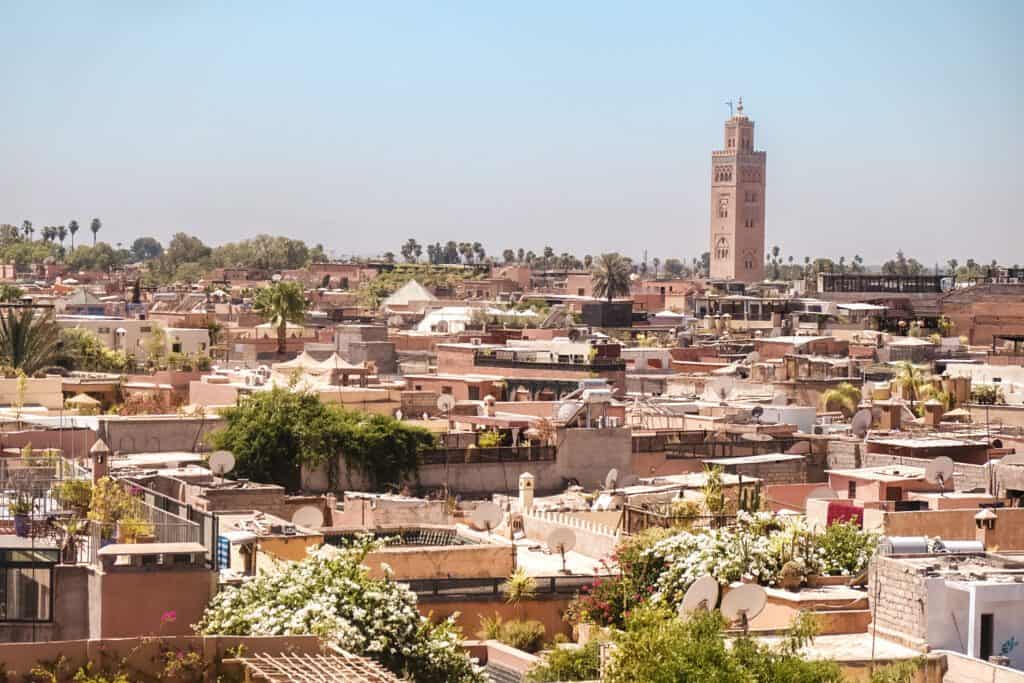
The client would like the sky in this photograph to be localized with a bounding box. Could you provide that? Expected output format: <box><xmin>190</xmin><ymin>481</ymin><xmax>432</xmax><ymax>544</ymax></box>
<box><xmin>2</xmin><ymin>1</ymin><xmax>1022</xmax><ymax>266</ymax></box>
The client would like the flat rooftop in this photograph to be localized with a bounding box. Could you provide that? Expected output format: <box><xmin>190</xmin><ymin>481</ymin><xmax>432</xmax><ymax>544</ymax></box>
<box><xmin>826</xmin><ymin>465</ymin><xmax>926</xmax><ymax>483</ymax></box>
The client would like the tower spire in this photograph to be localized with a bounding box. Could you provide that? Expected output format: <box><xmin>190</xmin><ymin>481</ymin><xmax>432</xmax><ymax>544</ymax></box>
<box><xmin>736</xmin><ymin>96</ymin><xmax>744</xmax><ymax>116</ymax></box>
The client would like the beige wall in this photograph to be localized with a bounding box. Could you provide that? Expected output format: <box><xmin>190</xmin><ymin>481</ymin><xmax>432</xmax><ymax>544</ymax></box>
<box><xmin>97</xmin><ymin>567</ymin><xmax>216</xmax><ymax>638</ymax></box>
<box><xmin>362</xmin><ymin>544</ymin><xmax>516</xmax><ymax>580</ymax></box>
<box><xmin>0</xmin><ymin>376</ymin><xmax>64</xmax><ymax>410</ymax></box>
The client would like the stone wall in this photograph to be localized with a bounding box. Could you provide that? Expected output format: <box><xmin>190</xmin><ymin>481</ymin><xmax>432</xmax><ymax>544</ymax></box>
<box><xmin>97</xmin><ymin>415</ymin><xmax>222</xmax><ymax>454</ymax></box>
<box><xmin>728</xmin><ymin>458</ymin><xmax>807</xmax><ymax>485</ymax></box>
<box><xmin>869</xmin><ymin>555</ymin><xmax>930</xmax><ymax>648</ymax></box>
<box><xmin>827</xmin><ymin>440</ymin><xmax>863</xmax><ymax>469</ymax></box>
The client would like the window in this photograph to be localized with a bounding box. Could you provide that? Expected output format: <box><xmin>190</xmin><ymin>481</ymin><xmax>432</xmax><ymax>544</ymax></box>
<box><xmin>717</xmin><ymin>195</ymin><xmax>730</xmax><ymax>218</ymax></box>
<box><xmin>715</xmin><ymin>237</ymin><xmax>730</xmax><ymax>260</ymax></box>
<box><xmin>97</xmin><ymin>327</ymin><xmax>111</xmax><ymax>334</ymax></box>
<box><xmin>140</xmin><ymin>326</ymin><xmax>152</xmax><ymax>333</ymax></box>
<box><xmin>467</xmin><ymin>386</ymin><xmax>480</xmax><ymax>401</ymax></box>
<box><xmin>847</xmin><ymin>481</ymin><xmax>857</xmax><ymax>499</ymax></box>
<box><xmin>0</xmin><ymin>550</ymin><xmax>57</xmax><ymax>622</ymax></box>
<box><xmin>743</xmin><ymin>251</ymin><xmax>755</xmax><ymax>270</ymax></box>
<box><xmin>441</xmin><ymin>386</ymin><xmax>453</xmax><ymax>395</ymax></box>
<box><xmin>171</xmin><ymin>343</ymin><xmax>182</xmax><ymax>353</ymax></box>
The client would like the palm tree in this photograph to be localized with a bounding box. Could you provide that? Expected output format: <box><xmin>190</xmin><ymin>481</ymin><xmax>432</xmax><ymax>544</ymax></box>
<box><xmin>0</xmin><ymin>307</ymin><xmax>60</xmax><ymax>374</ymax></box>
<box><xmin>21</xmin><ymin>220</ymin><xmax>33</xmax><ymax>241</ymax></box>
<box><xmin>57</xmin><ymin>225</ymin><xmax>67</xmax><ymax>250</ymax></box>
<box><xmin>68</xmin><ymin>220</ymin><xmax>79</xmax><ymax>250</ymax></box>
<box><xmin>252</xmin><ymin>281</ymin><xmax>309</xmax><ymax>356</ymax></box>
<box><xmin>90</xmin><ymin>218</ymin><xmax>102</xmax><ymax>246</ymax></box>
<box><xmin>652</xmin><ymin>257</ymin><xmax>661</xmax><ymax>277</ymax></box>
<box><xmin>591</xmin><ymin>253</ymin><xmax>632</xmax><ymax>302</ymax></box>
<box><xmin>894</xmin><ymin>361</ymin><xmax>927</xmax><ymax>411</ymax></box>
<box><xmin>820</xmin><ymin>382</ymin><xmax>862</xmax><ymax>417</ymax></box>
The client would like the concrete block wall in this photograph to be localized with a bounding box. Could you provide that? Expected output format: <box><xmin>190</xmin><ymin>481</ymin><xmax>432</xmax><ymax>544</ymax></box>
<box><xmin>869</xmin><ymin>555</ymin><xmax>930</xmax><ymax>649</ymax></box>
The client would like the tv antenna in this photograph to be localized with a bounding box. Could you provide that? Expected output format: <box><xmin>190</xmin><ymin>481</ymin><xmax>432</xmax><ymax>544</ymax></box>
<box><xmin>547</xmin><ymin>527</ymin><xmax>577</xmax><ymax>574</ymax></box>
<box><xmin>725</xmin><ymin>100</ymin><xmax>734</xmax><ymax>117</ymax></box>
<box><xmin>679</xmin><ymin>576</ymin><xmax>720</xmax><ymax>618</ymax></box>
<box><xmin>924</xmin><ymin>456</ymin><xmax>954</xmax><ymax>495</ymax></box>
<box><xmin>291</xmin><ymin>506</ymin><xmax>324</xmax><ymax>529</ymax></box>
<box><xmin>208</xmin><ymin>451</ymin><xmax>236</xmax><ymax>478</ymax></box>
<box><xmin>471</xmin><ymin>502</ymin><xmax>503</xmax><ymax>536</ymax></box>
<box><xmin>720</xmin><ymin>583</ymin><xmax>767</xmax><ymax>634</ymax></box>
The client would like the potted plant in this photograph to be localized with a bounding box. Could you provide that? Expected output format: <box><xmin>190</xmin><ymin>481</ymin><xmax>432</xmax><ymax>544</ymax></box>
<box><xmin>56</xmin><ymin>517</ymin><xmax>88</xmax><ymax>563</ymax></box>
<box><xmin>116</xmin><ymin>515</ymin><xmax>155</xmax><ymax>544</ymax></box>
<box><xmin>10</xmin><ymin>495</ymin><xmax>33</xmax><ymax>537</ymax></box>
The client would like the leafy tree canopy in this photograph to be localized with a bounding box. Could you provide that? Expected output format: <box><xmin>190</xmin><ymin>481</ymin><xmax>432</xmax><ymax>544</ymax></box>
<box><xmin>208</xmin><ymin>387</ymin><xmax>435</xmax><ymax>491</ymax></box>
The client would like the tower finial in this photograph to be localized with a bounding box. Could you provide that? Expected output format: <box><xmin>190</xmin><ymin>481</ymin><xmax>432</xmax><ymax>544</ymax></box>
<box><xmin>736</xmin><ymin>96</ymin><xmax>744</xmax><ymax>115</ymax></box>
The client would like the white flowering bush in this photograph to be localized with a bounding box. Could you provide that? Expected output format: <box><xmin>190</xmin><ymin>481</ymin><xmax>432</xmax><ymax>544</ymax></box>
<box><xmin>196</xmin><ymin>538</ymin><xmax>485</xmax><ymax>682</ymax></box>
<box><xmin>642</xmin><ymin>512</ymin><xmax>877</xmax><ymax>608</ymax></box>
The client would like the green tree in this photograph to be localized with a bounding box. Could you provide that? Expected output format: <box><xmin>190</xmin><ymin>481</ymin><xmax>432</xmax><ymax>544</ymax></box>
<box><xmin>0</xmin><ymin>307</ymin><xmax>60</xmax><ymax>374</ymax></box>
<box><xmin>208</xmin><ymin>387</ymin><xmax>434</xmax><ymax>491</ymax></box>
<box><xmin>68</xmin><ymin>220</ymin><xmax>79</xmax><ymax>251</ymax></box>
<box><xmin>591</xmin><ymin>253</ymin><xmax>632</xmax><ymax>302</ymax></box>
<box><xmin>89</xmin><ymin>217</ymin><xmax>101</xmax><ymax>246</ymax></box>
<box><xmin>663</xmin><ymin>258</ymin><xmax>685</xmax><ymax>277</ymax></box>
<box><xmin>130</xmin><ymin>237</ymin><xmax>164</xmax><ymax>261</ymax></box>
<box><xmin>605</xmin><ymin>607</ymin><xmax>844</xmax><ymax>683</ymax></box>
<box><xmin>57</xmin><ymin>224</ymin><xmax>68</xmax><ymax>250</ymax></box>
<box><xmin>0</xmin><ymin>285</ymin><xmax>24</xmax><ymax>303</ymax></box>
<box><xmin>252</xmin><ymin>280</ymin><xmax>308</xmax><ymax>355</ymax></box>
<box><xmin>821</xmin><ymin>382</ymin><xmax>862</xmax><ymax>417</ymax></box>
<box><xmin>894</xmin><ymin>361</ymin><xmax>927</xmax><ymax>411</ymax></box>
<box><xmin>59</xmin><ymin>328</ymin><xmax>128</xmax><ymax>372</ymax></box>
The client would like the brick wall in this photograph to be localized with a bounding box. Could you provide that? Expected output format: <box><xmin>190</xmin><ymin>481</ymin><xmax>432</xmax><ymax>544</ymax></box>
<box><xmin>869</xmin><ymin>555</ymin><xmax>930</xmax><ymax>648</ymax></box>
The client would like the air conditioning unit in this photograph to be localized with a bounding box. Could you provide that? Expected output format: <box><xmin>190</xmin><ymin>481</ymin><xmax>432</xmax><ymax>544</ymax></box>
<box><xmin>813</xmin><ymin>425</ymin><xmax>826</xmax><ymax>435</ymax></box>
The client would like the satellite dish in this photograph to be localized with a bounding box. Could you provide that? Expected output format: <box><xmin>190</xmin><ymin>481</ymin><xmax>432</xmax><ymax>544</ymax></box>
<box><xmin>604</xmin><ymin>468</ymin><xmax>620</xmax><ymax>491</ymax></box>
<box><xmin>547</xmin><ymin>527</ymin><xmax>577</xmax><ymax>574</ymax></box>
<box><xmin>851</xmin><ymin>409</ymin><xmax>873</xmax><ymax>439</ymax></box>
<box><xmin>436</xmin><ymin>394</ymin><xmax>456</xmax><ymax>413</ymax></box>
<box><xmin>291</xmin><ymin>506</ymin><xmax>324</xmax><ymax>529</ymax></box>
<box><xmin>679</xmin><ymin>576</ymin><xmax>720</xmax><ymax>617</ymax></box>
<box><xmin>556</xmin><ymin>402</ymin><xmax>579</xmax><ymax>422</ymax></box>
<box><xmin>750</xmin><ymin>406</ymin><xmax>764</xmax><ymax>422</ymax></box>
<box><xmin>925</xmin><ymin>456</ymin><xmax>955</xmax><ymax>493</ymax></box>
<box><xmin>807</xmin><ymin>487</ymin><xmax>839</xmax><ymax>501</ymax></box>
<box><xmin>471</xmin><ymin>502</ymin><xmax>503</xmax><ymax>534</ymax></box>
<box><xmin>720</xmin><ymin>584</ymin><xmax>767</xmax><ymax>632</ymax></box>
<box><xmin>208</xmin><ymin>451</ymin><xmax>235</xmax><ymax>477</ymax></box>
<box><xmin>741</xmin><ymin>432</ymin><xmax>773</xmax><ymax>442</ymax></box>
<box><xmin>785</xmin><ymin>441</ymin><xmax>811</xmax><ymax>455</ymax></box>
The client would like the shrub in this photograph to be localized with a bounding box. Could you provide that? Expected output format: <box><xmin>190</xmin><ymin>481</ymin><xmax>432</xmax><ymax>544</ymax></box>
<box><xmin>816</xmin><ymin>522</ymin><xmax>877</xmax><ymax>576</ymax></box>
<box><xmin>53</xmin><ymin>479</ymin><xmax>93</xmax><ymax>513</ymax></box>
<box><xmin>526</xmin><ymin>640</ymin><xmax>602</xmax><ymax>682</ymax></box>
<box><xmin>498</xmin><ymin>619</ymin><xmax>547</xmax><ymax>654</ymax></box>
<box><xmin>477</xmin><ymin>430</ymin><xmax>502</xmax><ymax>448</ymax></box>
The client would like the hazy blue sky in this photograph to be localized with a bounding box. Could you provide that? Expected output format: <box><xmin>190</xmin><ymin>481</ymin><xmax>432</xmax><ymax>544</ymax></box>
<box><xmin>2</xmin><ymin>1</ymin><xmax>1021</xmax><ymax>265</ymax></box>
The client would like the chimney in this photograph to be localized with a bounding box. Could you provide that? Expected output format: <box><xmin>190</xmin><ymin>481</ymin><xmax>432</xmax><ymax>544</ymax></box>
<box><xmin>923</xmin><ymin>399</ymin><xmax>944</xmax><ymax>427</ymax></box>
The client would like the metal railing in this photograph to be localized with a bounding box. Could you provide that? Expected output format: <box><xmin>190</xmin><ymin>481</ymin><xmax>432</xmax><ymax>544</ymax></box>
<box><xmin>123</xmin><ymin>478</ymin><xmax>219</xmax><ymax>568</ymax></box>
<box><xmin>621</xmin><ymin>504</ymin><xmax>737</xmax><ymax>535</ymax></box>
<box><xmin>420</xmin><ymin>445</ymin><xmax>556</xmax><ymax>466</ymax></box>
<box><xmin>474</xmin><ymin>353</ymin><xmax>626</xmax><ymax>372</ymax></box>
<box><xmin>665</xmin><ymin>435</ymin><xmax>811</xmax><ymax>460</ymax></box>
<box><xmin>409</xmin><ymin>574</ymin><xmax>615</xmax><ymax>600</ymax></box>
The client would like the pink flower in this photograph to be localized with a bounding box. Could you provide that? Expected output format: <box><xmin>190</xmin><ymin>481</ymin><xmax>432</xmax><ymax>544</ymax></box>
<box><xmin>161</xmin><ymin>610</ymin><xmax>177</xmax><ymax>624</ymax></box>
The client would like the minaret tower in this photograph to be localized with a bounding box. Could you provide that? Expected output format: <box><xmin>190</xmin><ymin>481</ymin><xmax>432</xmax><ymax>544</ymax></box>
<box><xmin>709</xmin><ymin>97</ymin><xmax>766</xmax><ymax>282</ymax></box>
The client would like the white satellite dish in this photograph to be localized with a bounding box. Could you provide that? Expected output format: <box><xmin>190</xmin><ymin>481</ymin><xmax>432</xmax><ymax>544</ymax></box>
<box><xmin>547</xmin><ymin>527</ymin><xmax>577</xmax><ymax>574</ymax></box>
<box><xmin>786</xmin><ymin>441</ymin><xmax>811</xmax><ymax>455</ymax></box>
<box><xmin>436</xmin><ymin>394</ymin><xmax>456</xmax><ymax>413</ymax></box>
<box><xmin>807</xmin><ymin>487</ymin><xmax>839</xmax><ymax>501</ymax></box>
<box><xmin>851</xmin><ymin>408</ymin><xmax>873</xmax><ymax>439</ymax></box>
<box><xmin>771</xmin><ymin>392</ymin><xmax>788</xmax><ymax>406</ymax></box>
<box><xmin>741</xmin><ymin>432</ymin><xmax>773</xmax><ymax>442</ymax></box>
<box><xmin>208</xmin><ymin>451</ymin><xmax>235</xmax><ymax>477</ymax></box>
<box><xmin>604</xmin><ymin>468</ymin><xmax>620</xmax><ymax>491</ymax></box>
<box><xmin>555</xmin><ymin>401</ymin><xmax>579</xmax><ymax>422</ymax></box>
<box><xmin>291</xmin><ymin>506</ymin><xmax>324</xmax><ymax>529</ymax></box>
<box><xmin>471</xmin><ymin>502</ymin><xmax>503</xmax><ymax>534</ymax></box>
<box><xmin>720</xmin><ymin>584</ymin><xmax>767</xmax><ymax>632</ymax></box>
<box><xmin>679</xmin><ymin>576</ymin><xmax>720</xmax><ymax>617</ymax></box>
<box><xmin>925</xmin><ymin>456</ymin><xmax>955</xmax><ymax>493</ymax></box>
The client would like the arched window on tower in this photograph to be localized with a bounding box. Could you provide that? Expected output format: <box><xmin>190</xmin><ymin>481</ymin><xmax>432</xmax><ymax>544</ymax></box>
<box><xmin>716</xmin><ymin>237</ymin><xmax>730</xmax><ymax>260</ymax></box>
<box><xmin>743</xmin><ymin>250</ymin><xmax>755</xmax><ymax>270</ymax></box>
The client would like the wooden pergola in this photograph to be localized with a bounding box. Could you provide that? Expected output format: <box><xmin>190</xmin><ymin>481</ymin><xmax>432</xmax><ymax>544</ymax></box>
<box><xmin>227</xmin><ymin>650</ymin><xmax>402</xmax><ymax>682</ymax></box>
